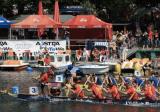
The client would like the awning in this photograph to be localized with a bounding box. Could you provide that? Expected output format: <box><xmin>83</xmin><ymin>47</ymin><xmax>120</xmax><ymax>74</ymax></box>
<box><xmin>11</xmin><ymin>15</ymin><xmax>60</xmax><ymax>29</ymax></box>
<box><xmin>0</xmin><ymin>17</ymin><xmax>13</xmax><ymax>28</ymax></box>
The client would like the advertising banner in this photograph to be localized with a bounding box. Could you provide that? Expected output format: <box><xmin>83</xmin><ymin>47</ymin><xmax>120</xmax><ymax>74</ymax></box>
<box><xmin>0</xmin><ymin>40</ymin><xmax>66</xmax><ymax>55</ymax></box>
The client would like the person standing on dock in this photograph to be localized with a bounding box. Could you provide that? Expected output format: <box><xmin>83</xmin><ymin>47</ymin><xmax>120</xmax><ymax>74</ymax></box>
<box><xmin>0</xmin><ymin>48</ymin><xmax>2</xmax><ymax>60</ymax></box>
<box><xmin>7</xmin><ymin>48</ymin><xmax>14</xmax><ymax>60</ymax></box>
<box><xmin>44</xmin><ymin>54</ymin><xmax>51</xmax><ymax>66</ymax></box>
<box><xmin>76</xmin><ymin>48</ymin><xmax>82</xmax><ymax>61</ymax></box>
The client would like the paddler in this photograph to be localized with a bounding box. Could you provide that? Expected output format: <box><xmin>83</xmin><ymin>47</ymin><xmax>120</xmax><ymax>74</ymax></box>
<box><xmin>71</xmin><ymin>83</ymin><xmax>86</xmax><ymax>98</ymax></box>
<box><xmin>107</xmin><ymin>83</ymin><xmax>121</xmax><ymax>100</ymax></box>
<box><xmin>122</xmin><ymin>83</ymin><xmax>140</xmax><ymax>101</ymax></box>
<box><xmin>143</xmin><ymin>81</ymin><xmax>157</xmax><ymax>101</ymax></box>
<box><xmin>87</xmin><ymin>82</ymin><xmax>104</xmax><ymax>99</ymax></box>
<box><xmin>38</xmin><ymin>70</ymin><xmax>53</xmax><ymax>96</ymax></box>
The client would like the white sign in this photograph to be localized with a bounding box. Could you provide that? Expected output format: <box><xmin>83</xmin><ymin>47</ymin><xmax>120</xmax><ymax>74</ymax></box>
<box><xmin>0</xmin><ymin>40</ymin><xmax>66</xmax><ymax>55</ymax></box>
<box><xmin>134</xmin><ymin>70</ymin><xmax>141</xmax><ymax>77</ymax></box>
<box><xmin>94</xmin><ymin>42</ymin><xmax>108</xmax><ymax>47</ymax></box>
<box><xmin>29</xmin><ymin>87</ymin><xmax>39</xmax><ymax>95</ymax></box>
<box><xmin>55</xmin><ymin>75</ymin><xmax>64</xmax><ymax>82</ymax></box>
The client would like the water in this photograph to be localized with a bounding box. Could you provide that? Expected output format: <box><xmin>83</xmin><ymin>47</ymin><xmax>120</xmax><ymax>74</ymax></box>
<box><xmin>0</xmin><ymin>71</ymin><xmax>160</xmax><ymax>112</ymax></box>
<box><xmin>0</xmin><ymin>99</ymin><xmax>159</xmax><ymax>112</ymax></box>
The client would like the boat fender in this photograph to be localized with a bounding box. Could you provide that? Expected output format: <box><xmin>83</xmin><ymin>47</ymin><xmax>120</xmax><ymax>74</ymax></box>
<box><xmin>26</xmin><ymin>67</ymin><xmax>33</xmax><ymax>74</ymax></box>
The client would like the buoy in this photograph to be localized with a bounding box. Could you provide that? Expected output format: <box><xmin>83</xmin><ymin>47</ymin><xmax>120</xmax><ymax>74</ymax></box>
<box><xmin>26</xmin><ymin>66</ymin><xmax>33</xmax><ymax>74</ymax></box>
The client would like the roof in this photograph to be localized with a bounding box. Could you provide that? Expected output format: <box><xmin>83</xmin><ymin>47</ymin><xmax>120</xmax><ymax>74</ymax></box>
<box><xmin>63</xmin><ymin>15</ymin><xmax>112</xmax><ymax>28</ymax></box>
<box><xmin>11</xmin><ymin>15</ymin><xmax>60</xmax><ymax>28</ymax></box>
<box><xmin>0</xmin><ymin>16</ymin><xmax>13</xmax><ymax>28</ymax></box>
<box><xmin>12</xmin><ymin>15</ymin><xmax>74</xmax><ymax>23</ymax></box>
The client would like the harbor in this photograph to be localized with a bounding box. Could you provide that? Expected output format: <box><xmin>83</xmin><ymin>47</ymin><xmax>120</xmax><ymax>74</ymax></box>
<box><xmin>0</xmin><ymin>0</ymin><xmax>160</xmax><ymax>112</ymax></box>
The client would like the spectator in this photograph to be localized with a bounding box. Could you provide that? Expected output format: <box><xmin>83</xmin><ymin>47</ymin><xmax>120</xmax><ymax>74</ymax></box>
<box><xmin>142</xmin><ymin>31</ymin><xmax>149</xmax><ymax>49</ymax></box>
<box><xmin>76</xmin><ymin>48</ymin><xmax>82</xmax><ymax>61</ymax></box>
<box><xmin>154</xmin><ymin>30</ymin><xmax>159</xmax><ymax>48</ymax></box>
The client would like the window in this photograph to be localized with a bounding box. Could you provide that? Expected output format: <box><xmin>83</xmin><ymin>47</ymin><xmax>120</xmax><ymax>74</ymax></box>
<box><xmin>65</xmin><ymin>56</ymin><xmax>70</xmax><ymax>62</ymax></box>
<box><xmin>57</xmin><ymin>57</ymin><xmax>63</xmax><ymax>62</ymax></box>
<box><xmin>50</xmin><ymin>56</ymin><xmax>55</xmax><ymax>62</ymax></box>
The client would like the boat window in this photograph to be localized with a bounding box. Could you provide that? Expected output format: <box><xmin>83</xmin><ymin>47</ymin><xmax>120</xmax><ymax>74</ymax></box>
<box><xmin>50</xmin><ymin>56</ymin><xmax>55</xmax><ymax>62</ymax></box>
<box><xmin>65</xmin><ymin>56</ymin><xmax>70</xmax><ymax>62</ymax></box>
<box><xmin>57</xmin><ymin>57</ymin><xmax>63</xmax><ymax>62</ymax></box>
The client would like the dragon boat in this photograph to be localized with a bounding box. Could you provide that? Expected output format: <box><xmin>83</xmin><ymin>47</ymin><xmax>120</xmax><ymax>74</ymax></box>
<box><xmin>1</xmin><ymin>93</ymin><xmax>160</xmax><ymax>107</ymax></box>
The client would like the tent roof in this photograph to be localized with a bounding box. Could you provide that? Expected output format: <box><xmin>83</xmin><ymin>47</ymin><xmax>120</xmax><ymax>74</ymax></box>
<box><xmin>63</xmin><ymin>15</ymin><xmax>112</xmax><ymax>28</ymax></box>
<box><xmin>11</xmin><ymin>15</ymin><xmax>60</xmax><ymax>29</ymax></box>
<box><xmin>0</xmin><ymin>16</ymin><xmax>13</xmax><ymax>28</ymax></box>
<box><xmin>11</xmin><ymin>15</ymin><xmax>74</xmax><ymax>23</ymax></box>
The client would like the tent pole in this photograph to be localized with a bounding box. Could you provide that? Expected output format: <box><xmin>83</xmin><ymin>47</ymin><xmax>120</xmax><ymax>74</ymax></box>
<box><xmin>56</xmin><ymin>28</ymin><xmax>59</xmax><ymax>40</ymax></box>
<box><xmin>105</xmin><ymin>27</ymin><xmax>106</xmax><ymax>41</ymax></box>
<box><xmin>9</xmin><ymin>28</ymin><xmax>12</xmax><ymax>40</ymax></box>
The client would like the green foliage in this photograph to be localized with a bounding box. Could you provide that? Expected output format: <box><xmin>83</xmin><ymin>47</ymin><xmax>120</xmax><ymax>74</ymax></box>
<box><xmin>0</xmin><ymin>0</ymin><xmax>159</xmax><ymax>22</ymax></box>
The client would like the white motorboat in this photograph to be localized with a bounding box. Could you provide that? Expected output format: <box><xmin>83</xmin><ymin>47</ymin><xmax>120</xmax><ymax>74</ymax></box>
<box><xmin>32</xmin><ymin>53</ymin><xmax>72</xmax><ymax>73</ymax></box>
<box><xmin>49</xmin><ymin>53</ymin><xmax>72</xmax><ymax>69</ymax></box>
<box><xmin>78</xmin><ymin>64</ymin><xmax>109</xmax><ymax>74</ymax></box>
<box><xmin>0</xmin><ymin>60</ymin><xmax>29</xmax><ymax>71</ymax></box>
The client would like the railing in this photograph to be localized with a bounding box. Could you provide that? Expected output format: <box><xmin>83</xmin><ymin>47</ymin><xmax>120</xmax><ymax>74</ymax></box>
<box><xmin>127</xmin><ymin>48</ymin><xmax>138</xmax><ymax>58</ymax></box>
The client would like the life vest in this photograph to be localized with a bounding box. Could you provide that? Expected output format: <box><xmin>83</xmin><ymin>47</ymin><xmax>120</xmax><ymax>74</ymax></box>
<box><xmin>145</xmin><ymin>85</ymin><xmax>153</xmax><ymax>98</ymax></box>
<box><xmin>91</xmin><ymin>84</ymin><xmax>103</xmax><ymax>99</ymax></box>
<box><xmin>74</xmin><ymin>85</ymin><xmax>85</xmax><ymax>98</ymax></box>
<box><xmin>109</xmin><ymin>85</ymin><xmax>120</xmax><ymax>100</ymax></box>
<box><xmin>126</xmin><ymin>86</ymin><xmax>139</xmax><ymax>100</ymax></box>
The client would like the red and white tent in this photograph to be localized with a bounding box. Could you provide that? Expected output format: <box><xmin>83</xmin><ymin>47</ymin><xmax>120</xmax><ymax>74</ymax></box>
<box><xmin>63</xmin><ymin>15</ymin><xmax>112</xmax><ymax>28</ymax></box>
<box><xmin>11</xmin><ymin>15</ymin><xmax>60</xmax><ymax>29</ymax></box>
<box><xmin>38</xmin><ymin>0</ymin><xmax>44</xmax><ymax>37</ymax></box>
<box><xmin>62</xmin><ymin>15</ymin><xmax>112</xmax><ymax>40</ymax></box>
<box><xmin>53</xmin><ymin>0</ymin><xmax>61</xmax><ymax>39</ymax></box>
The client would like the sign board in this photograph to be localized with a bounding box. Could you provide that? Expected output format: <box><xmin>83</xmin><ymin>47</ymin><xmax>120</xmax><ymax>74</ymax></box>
<box><xmin>134</xmin><ymin>70</ymin><xmax>141</xmax><ymax>77</ymax></box>
<box><xmin>94</xmin><ymin>42</ymin><xmax>108</xmax><ymax>47</ymax></box>
<box><xmin>0</xmin><ymin>40</ymin><xmax>66</xmax><ymax>55</ymax></box>
<box><xmin>29</xmin><ymin>87</ymin><xmax>39</xmax><ymax>95</ymax></box>
<box><xmin>55</xmin><ymin>75</ymin><xmax>64</xmax><ymax>82</ymax></box>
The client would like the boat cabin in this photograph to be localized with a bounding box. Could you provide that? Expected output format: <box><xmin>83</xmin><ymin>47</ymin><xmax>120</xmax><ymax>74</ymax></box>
<box><xmin>50</xmin><ymin>53</ymin><xmax>72</xmax><ymax>68</ymax></box>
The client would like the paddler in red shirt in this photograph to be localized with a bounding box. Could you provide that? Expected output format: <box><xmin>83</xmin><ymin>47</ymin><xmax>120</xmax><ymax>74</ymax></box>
<box><xmin>123</xmin><ymin>83</ymin><xmax>140</xmax><ymax>101</ymax></box>
<box><xmin>39</xmin><ymin>69</ymin><xmax>53</xmax><ymax>96</ymax></box>
<box><xmin>143</xmin><ymin>81</ymin><xmax>157</xmax><ymax>101</ymax></box>
<box><xmin>107</xmin><ymin>83</ymin><xmax>120</xmax><ymax>100</ymax></box>
<box><xmin>88</xmin><ymin>82</ymin><xmax>104</xmax><ymax>99</ymax></box>
<box><xmin>71</xmin><ymin>83</ymin><xmax>86</xmax><ymax>99</ymax></box>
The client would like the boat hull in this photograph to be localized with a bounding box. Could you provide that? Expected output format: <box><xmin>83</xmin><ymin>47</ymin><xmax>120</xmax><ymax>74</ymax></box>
<box><xmin>0</xmin><ymin>64</ymin><xmax>28</xmax><ymax>71</ymax></box>
<box><xmin>78</xmin><ymin>65</ymin><xmax>109</xmax><ymax>74</ymax></box>
<box><xmin>6</xmin><ymin>94</ymin><xmax>160</xmax><ymax>107</ymax></box>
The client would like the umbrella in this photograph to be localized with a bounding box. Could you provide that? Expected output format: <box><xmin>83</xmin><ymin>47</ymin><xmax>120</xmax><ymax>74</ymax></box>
<box><xmin>53</xmin><ymin>0</ymin><xmax>61</xmax><ymax>39</ymax></box>
<box><xmin>37</xmin><ymin>0</ymin><xmax>44</xmax><ymax>38</ymax></box>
